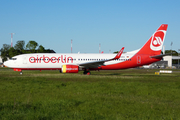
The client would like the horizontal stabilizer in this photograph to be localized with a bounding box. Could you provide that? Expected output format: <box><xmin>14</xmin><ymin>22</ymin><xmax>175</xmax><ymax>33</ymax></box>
<box><xmin>150</xmin><ymin>53</ymin><xmax>171</xmax><ymax>59</ymax></box>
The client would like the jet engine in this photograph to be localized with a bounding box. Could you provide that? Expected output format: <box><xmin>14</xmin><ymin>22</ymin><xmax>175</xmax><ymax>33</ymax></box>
<box><xmin>61</xmin><ymin>65</ymin><xmax>79</xmax><ymax>73</ymax></box>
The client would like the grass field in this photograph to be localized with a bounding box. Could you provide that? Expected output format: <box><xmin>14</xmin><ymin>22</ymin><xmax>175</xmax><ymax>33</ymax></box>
<box><xmin>0</xmin><ymin>68</ymin><xmax>180</xmax><ymax>120</ymax></box>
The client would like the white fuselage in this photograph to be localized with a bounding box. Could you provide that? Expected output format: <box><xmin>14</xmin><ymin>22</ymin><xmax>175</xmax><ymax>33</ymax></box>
<box><xmin>5</xmin><ymin>52</ymin><xmax>135</xmax><ymax>70</ymax></box>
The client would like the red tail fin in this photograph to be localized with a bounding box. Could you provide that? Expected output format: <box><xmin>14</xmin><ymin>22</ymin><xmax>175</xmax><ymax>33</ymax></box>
<box><xmin>137</xmin><ymin>24</ymin><xmax>168</xmax><ymax>55</ymax></box>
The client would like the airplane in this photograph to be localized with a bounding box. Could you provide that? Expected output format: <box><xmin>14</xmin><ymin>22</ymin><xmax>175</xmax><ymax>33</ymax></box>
<box><xmin>4</xmin><ymin>24</ymin><xmax>168</xmax><ymax>75</ymax></box>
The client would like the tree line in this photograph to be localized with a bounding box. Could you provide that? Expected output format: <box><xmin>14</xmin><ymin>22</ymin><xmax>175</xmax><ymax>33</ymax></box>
<box><xmin>0</xmin><ymin>40</ymin><xmax>53</xmax><ymax>62</ymax></box>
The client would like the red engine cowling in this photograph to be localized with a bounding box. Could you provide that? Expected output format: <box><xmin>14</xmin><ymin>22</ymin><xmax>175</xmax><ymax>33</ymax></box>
<box><xmin>61</xmin><ymin>65</ymin><xmax>79</xmax><ymax>73</ymax></box>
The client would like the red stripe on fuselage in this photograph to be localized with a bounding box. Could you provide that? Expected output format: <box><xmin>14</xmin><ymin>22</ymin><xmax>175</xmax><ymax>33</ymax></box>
<box><xmin>13</xmin><ymin>68</ymin><xmax>61</xmax><ymax>71</ymax></box>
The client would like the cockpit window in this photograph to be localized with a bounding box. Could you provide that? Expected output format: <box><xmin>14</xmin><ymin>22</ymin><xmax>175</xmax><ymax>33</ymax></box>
<box><xmin>11</xmin><ymin>58</ymin><xmax>17</xmax><ymax>60</ymax></box>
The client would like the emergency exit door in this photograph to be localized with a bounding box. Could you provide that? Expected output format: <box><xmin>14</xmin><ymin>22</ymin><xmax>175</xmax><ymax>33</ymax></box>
<box><xmin>137</xmin><ymin>56</ymin><xmax>141</xmax><ymax>64</ymax></box>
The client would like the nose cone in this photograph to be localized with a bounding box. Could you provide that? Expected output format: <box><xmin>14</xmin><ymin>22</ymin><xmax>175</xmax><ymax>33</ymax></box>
<box><xmin>4</xmin><ymin>61</ymin><xmax>10</xmax><ymax>68</ymax></box>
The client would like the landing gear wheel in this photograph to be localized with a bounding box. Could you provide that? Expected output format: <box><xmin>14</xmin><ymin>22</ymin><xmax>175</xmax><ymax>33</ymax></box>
<box><xmin>83</xmin><ymin>69</ymin><xmax>91</xmax><ymax>75</ymax></box>
<box><xmin>20</xmin><ymin>72</ymin><xmax>23</xmax><ymax>75</ymax></box>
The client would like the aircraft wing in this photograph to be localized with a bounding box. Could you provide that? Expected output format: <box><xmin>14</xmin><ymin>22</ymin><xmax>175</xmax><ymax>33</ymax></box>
<box><xmin>78</xmin><ymin>47</ymin><xmax>124</xmax><ymax>68</ymax></box>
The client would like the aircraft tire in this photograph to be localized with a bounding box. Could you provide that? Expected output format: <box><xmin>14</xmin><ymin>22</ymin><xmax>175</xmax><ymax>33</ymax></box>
<box><xmin>83</xmin><ymin>70</ymin><xmax>91</xmax><ymax>75</ymax></box>
<box><xmin>87</xmin><ymin>72</ymin><xmax>91</xmax><ymax>75</ymax></box>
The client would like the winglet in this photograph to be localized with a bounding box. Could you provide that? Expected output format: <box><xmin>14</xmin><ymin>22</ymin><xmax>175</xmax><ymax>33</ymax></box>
<box><xmin>113</xmin><ymin>47</ymin><xmax>125</xmax><ymax>60</ymax></box>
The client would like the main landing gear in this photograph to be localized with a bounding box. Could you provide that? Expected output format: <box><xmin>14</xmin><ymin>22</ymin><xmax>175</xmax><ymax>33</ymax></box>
<box><xmin>14</xmin><ymin>69</ymin><xmax>23</xmax><ymax>75</ymax></box>
<box><xmin>83</xmin><ymin>68</ymin><xmax>91</xmax><ymax>75</ymax></box>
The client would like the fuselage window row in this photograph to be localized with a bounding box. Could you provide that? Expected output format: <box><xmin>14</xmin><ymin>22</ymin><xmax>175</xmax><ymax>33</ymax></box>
<box><xmin>30</xmin><ymin>58</ymin><xmax>131</xmax><ymax>61</ymax></box>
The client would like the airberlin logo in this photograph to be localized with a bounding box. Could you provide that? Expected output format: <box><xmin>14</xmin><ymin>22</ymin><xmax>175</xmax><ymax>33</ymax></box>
<box><xmin>152</xmin><ymin>37</ymin><xmax>162</xmax><ymax>46</ymax></box>
<box><xmin>150</xmin><ymin>30</ymin><xmax>166</xmax><ymax>51</ymax></box>
<box><xmin>29</xmin><ymin>55</ymin><xmax>73</xmax><ymax>63</ymax></box>
<box><xmin>66</xmin><ymin>68</ymin><xmax>78</xmax><ymax>70</ymax></box>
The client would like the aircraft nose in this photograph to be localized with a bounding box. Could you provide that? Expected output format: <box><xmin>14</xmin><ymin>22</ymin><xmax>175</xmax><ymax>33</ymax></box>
<box><xmin>4</xmin><ymin>61</ymin><xmax>10</xmax><ymax>67</ymax></box>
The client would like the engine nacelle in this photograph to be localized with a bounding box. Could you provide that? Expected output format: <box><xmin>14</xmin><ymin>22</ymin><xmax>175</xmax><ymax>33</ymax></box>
<box><xmin>61</xmin><ymin>65</ymin><xmax>79</xmax><ymax>73</ymax></box>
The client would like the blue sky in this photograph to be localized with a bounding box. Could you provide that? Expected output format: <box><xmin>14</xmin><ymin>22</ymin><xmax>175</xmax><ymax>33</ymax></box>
<box><xmin>0</xmin><ymin>0</ymin><xmax>180</xmax><ymax>53</ymax></box>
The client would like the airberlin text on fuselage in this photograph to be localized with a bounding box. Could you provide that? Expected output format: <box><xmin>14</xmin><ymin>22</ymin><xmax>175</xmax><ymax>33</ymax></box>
<box><xmin>29</xmin><ymin>55</ymin><xmax>73</xmax><ymax>63</ymax></box>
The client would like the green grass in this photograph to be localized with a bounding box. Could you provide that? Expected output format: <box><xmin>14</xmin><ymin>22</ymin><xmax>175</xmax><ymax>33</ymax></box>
<box><xmin>0</xmin><ymin>68</ymin><xmax>180</xmax><ymax>119</ymax></box>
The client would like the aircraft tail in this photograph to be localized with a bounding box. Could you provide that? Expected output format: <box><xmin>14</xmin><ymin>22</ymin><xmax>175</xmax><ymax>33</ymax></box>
<box><xmin>137</xmin><ymin>24</ymin><xmax>168</xmax><ymax>56</ymax></box>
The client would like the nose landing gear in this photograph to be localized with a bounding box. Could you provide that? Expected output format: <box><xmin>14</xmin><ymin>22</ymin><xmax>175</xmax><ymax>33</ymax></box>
<box><xmin>13</xmin><ymin>69</ymin><xmax>23</xmax><ymax>75</ymax></box>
